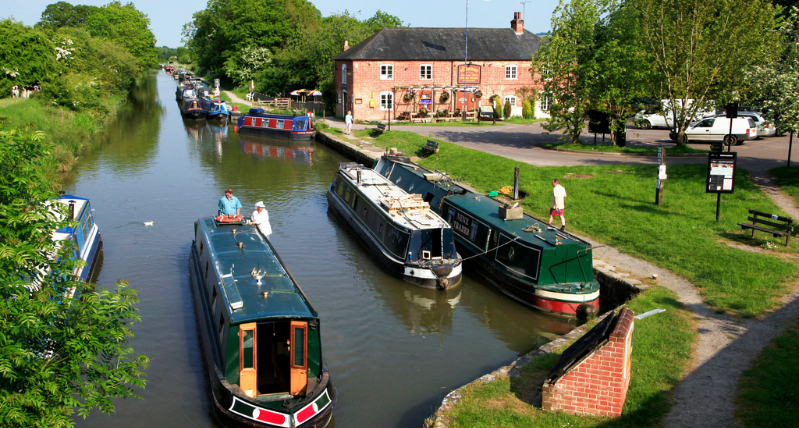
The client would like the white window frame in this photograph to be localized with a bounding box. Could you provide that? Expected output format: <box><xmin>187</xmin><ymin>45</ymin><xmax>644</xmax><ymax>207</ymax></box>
<box><xmin>341</xmin><ymin>64</ymin><xmax>347</xmax><ymax>87</ymax></box>
<box><xmin>420</xmin><ymin>64</ymin><xmax>432</xmax><ymax>80</ymax></box>
<box><xmin>380</xmin><ymin>91</ymin><xmax>393</xmax><ymax>111</ymax></box>
<box><xmin>540</xmin><ymin>91</ymin><xmax>553</xmax><ymax>111</ymax></box>
<box><xmin>380</xmin><ymin>64</ymin><xmax>393</xmax><ymax>80</ymax></box>
<box><xmin>542</xmin><ymin>65</ymin><xmax>553</xmax><ymax>81</ymax></box>
<box><xmin>504</xmin><ymin>96</ymin><xmax>517</xmax><ymax>108</ymax></box>
<box><xmin>505</xmin><ymin>65</ymin><xmax>517</xmax><ymax>80</ymax></box>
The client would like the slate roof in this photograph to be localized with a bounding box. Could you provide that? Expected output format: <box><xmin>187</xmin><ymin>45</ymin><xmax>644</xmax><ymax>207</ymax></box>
<box><xmin>335</xmin><ymin>27</ymin><xmax>542</xmax><ymax>62</ymax></box>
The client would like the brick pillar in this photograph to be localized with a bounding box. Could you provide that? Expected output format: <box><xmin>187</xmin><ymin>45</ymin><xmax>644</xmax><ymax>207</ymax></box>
<box><xmin>542</xmin><ymin>308</ymin><xmax>635</xmax><ymax>417</ymax></box>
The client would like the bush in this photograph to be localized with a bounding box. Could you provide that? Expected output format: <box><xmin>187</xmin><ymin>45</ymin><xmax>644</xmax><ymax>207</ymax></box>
<box><xmin>522</xmin><ymin>99</ymin><xmax>533</xmax><ymax>119</ymax></box>
<box><xmin>493</xmin><ymin>97</ymin><xmax>503</xmax><ymax>119</ymax></box>
<box><xmin>503</xmin><ymin>99</ymin><xmax>511</xmax><ymax>119</ymax></box>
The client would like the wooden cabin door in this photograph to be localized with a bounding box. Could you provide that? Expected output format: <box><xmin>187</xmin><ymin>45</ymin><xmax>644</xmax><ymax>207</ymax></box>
<box><xmin>239</xmin><ymin>323</ymin><xmax>258</xmax><ymax>398</ymax></box>
<box><xmin>289</xmin><ymin>320</ymin><xmax>308</xmax><ymax>395</ymax></box>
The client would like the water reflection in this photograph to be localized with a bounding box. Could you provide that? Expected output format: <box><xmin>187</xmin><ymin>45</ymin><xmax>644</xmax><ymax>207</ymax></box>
<box><xmin>183</xmin><ymin>118</ymin><xmax>206</xmax><ymax>142</ymax></box>
<box><xmin>238</xmin><ymin>133</ymin><xmax>315</xmax><ymax>165</ymax></box>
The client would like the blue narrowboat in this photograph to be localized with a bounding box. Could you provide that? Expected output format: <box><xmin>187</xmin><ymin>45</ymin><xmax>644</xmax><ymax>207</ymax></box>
<box><xmin>237</xmin><ymin>109</ymin><xmax>315</xmax><ymax>140</ymax></box>
<box><xmin>375</xmin><ymin>155</ymin><xmax>599</xmax><ymax>317</ymax></box>
<box><xmin>189</xmin><ymin>216</ymin><xmax>335</xmax><ymax>427</ymax></box>
<box><xmin>201</xmin><ymin>96</ymin><xmax>230</xmax><ymax>119</ymax></box>
<box><xmin>52</xmin><ymin>194</ymin><xmax>102</xmax><ymax>283</ymax></box>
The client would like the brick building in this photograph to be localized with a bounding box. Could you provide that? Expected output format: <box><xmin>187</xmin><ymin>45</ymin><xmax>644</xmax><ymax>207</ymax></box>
<box><xmin>333</xmin><ymin>12</ymin><xmax>549</xmax><ymax>122</ymax></box>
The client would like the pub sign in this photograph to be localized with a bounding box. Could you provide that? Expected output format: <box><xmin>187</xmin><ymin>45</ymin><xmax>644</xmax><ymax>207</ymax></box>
<box><xmin>457</xmin><ymin>65</ymin><xmax>481</xmax><ymax>84</ymax></box>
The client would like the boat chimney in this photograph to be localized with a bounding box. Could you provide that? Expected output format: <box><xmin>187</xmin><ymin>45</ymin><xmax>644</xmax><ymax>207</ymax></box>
<box><xmin>343</xmin><ymin>40</ymin><xmax>350</xmax><ymax>51</ymax></box>
<box><xmin>511</xmin><ymin>12</ymin><xmax>524</xmax><ymax>34</ymax></box>
<box><xmin>357</xmin><ymin>169</ymin><xmax>361</xmax><ymax>184</ymax></box>
<box><xmin>68</xmin><ymin>200</ymin><xmax>75</xmax><ymax>220</ymax></box>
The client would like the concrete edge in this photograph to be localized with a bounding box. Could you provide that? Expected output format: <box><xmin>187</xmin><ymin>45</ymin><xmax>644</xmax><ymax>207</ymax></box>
<box><xmin>315</xmin><ymin>130</ymin><xmax>384</xmax><ymax>166</ymax></box>
<box><xmin>539</xmin><ymin>146</ymin><xmax>707</xmax><ymax>158</ymax></box>
<box><xmin>427</xmin><ymin>266</ymin><xmax>646</xmax><ymax>428</ymax></box>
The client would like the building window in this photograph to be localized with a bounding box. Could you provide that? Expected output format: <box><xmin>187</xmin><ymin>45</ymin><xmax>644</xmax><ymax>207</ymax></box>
<box><xmin>505</xmin><ymin>65</ymin><xmax>517</xmax><ymax>80</ymax></box>
<box><xmin>337</xmin><ymin>93</ymin><xmax>341</xmax><ymax>104</ymax></box>
<box><xmin>380</xmin><ymin>65</ymin><xmax>393</xmax><ymax>80</ymax></box>
<box><xmin>540</xmin><ymin>92</ymin><xmax>553</xmax><ymax>111</ymax></box>
<box><xmin>541</xmin><ymin>64</ymin><xmax>553</xmax><ymax>81</ymax></box>
<box><xmin>380</xmin><ymin>92</ymin><xmax>393</xmax><ymax>111</ymax></box>
<box><xmin>341</xmin><ymin>64</ymin><xmax>347</xmax><ymax>89</ymax></box>
<box><xmin>504</xmin><ymin>96</ymin><xmax>517</xmax><ymax>108</ymax></box>
<box><xmin>420</xmin><ymin>64</ymin><xmax>432</xmax><ymax>80</ymax></box>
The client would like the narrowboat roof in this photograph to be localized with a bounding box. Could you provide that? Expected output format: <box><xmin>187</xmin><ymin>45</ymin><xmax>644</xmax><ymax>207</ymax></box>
<box><xmin>244</xmin><ymin>110</ymin><xmax>308</xmax><ymax>121</ymax></box>
<box><xmin>445</xmin><ymin>193</ymin><xmax>588</xmax><ymax>248</ymax></box>
<box><xmin>337</xmin><ymin>164</ymin><xmax>451</xmax><ymax>231</ymax></box>
<box><xmin>51</xmin><ymin>194</ymin><xmax>89</xmax><ymax>237</ymax></box>
<box><xmin>197</xmin><ymin>217</ymin><xmax>317</xmax><ymax>323</ymax></box>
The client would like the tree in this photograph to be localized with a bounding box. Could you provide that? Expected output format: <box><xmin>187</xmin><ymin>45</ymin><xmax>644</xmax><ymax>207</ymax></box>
<box><xmin>491</xmin><ymin>95</ymin><xmax>503</xmax><ymax>119</ymax></box>
<box><xmin>533</xmin><ymin>0</ymin><xmax>602</xmax><ymax>144</ymax></box>
<box><xmin>0</xmin><ymin>128</ymin><xmax>148</xmax><ymax>428</ymax></box>
<box><xmin>224</xmin><ymin>46</ymin><xmax>271</xmax><ymax>87</ymax></box>
<box><xmin>0</xmin><ymin>19</ymin><xmax>60</xmax><ymax>97</ymax></box>
<box><xmin>84</xmin><ymin>2</ymin><xmax>159</xmax><ymax>72</ymax></box>
<box><xmin>37</xmin><ymin>1</ymin><xmax>100</xmax><ymax>30</ymax></box>
<box><xmin>630</xmin><ymin>0</ymin><xmax>782</xmax><ymax>145</ymax></box>
<box><xmin>747</xmin><ymin>6</ymin><xmax>799</xmax><ymax>135</ymax></box>
<box><xmin>504</xmin><ymin>99</ymin><xmax>512</xmax><ymax>119</ymax></box>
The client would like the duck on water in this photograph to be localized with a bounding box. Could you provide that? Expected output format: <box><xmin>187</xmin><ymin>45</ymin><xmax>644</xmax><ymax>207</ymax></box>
<box><xmin>189</xmin><ymin>214</ymin><xmax>335</xmax><ymax>428</ymax></box>
<box><xmin>327</xmin><ymin>162</ymin><xmax>463</xmax><ymax>290</ymax></box>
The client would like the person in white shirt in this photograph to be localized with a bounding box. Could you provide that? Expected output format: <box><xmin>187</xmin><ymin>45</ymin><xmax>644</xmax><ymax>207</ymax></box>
<box><xmin>251</xmin><ymin>201</ymin><xmax>272</xmax><ymax>237</ymax></box>
<box><xmin>549</xmin><ymin>179</ymin><xmax>567</xmax><ymax>230</ymax></box>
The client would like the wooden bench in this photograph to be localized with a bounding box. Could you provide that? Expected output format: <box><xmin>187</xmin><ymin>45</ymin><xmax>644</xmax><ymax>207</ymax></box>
<box><xmin>477</xmin><ymin>106</ymin><xmax>496</xmax><ymax>124</ymax></box>
<box><xmin>738</xmin><ymin>209</ymin><xmax>794</xmax><ymax>245</ymax></box>
<box><xmin>375</xmin><ymin>123</ymin><xmax>387</xmax><ymax>134</ymax></box>
<box><xmin>423</xmin><ymin>140</ymin><xmax>439</xmax><ymax>154</ymax></box>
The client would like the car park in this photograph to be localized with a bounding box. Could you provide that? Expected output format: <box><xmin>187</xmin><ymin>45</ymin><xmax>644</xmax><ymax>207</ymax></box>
<box><xmin>683</xmin><ymin>117</ymin><xmax>757</xmax><ymax>145</ymax></box>
<box><xmin>738</xmin><ymin>112</ymin><xmax>776</xmax><ymax>137</ymax></box>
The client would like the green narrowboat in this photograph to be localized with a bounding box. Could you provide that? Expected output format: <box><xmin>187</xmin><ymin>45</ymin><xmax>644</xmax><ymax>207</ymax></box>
<box><xmin>189</xmin><ymin>217</ymin><xmax>335</xmax><ymax>427</ymax></box>
<box><xmin>375</xmin><ymin>155</ymin><xmax>599</xmax><ymax>317</ymax></box>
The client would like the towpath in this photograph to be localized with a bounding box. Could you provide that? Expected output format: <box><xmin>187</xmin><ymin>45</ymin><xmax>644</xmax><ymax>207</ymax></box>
<box><xmin>319</xmin><ymin>117</ymin><xmax>799</xmax><ymax>428</ymax></box>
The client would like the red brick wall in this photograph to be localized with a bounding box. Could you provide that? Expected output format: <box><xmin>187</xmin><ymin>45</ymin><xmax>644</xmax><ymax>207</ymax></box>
<box><xmin>542</xmin><ymin>308</ymin><xmax>635</xmax><ymax>417</ymax></box>
<box><xmin>336</xmin><ymin>59</ymin><xmax>543</xmax><ymax>121</ymax></box>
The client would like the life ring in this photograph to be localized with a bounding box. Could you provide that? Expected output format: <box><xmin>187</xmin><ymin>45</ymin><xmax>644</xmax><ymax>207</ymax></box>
<box><xmin>215</xmin><ymin>215</ymin><xmax>243</xmax><ymax>223</ymax></box>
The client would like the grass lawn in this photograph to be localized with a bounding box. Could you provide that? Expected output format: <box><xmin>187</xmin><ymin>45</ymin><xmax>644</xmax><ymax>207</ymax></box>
<box><xmin>542</xmin><ymin>141</ymin><xmax>708</xmax><ymax>155</ymax></box>
<box><xmin>735</xmin><ymin>317</ymin><xmax>799</xmax><ymax>428</ymax></box>
<box><xmin>438</xmin><ymin>286</ymin><xmax>695</xmax><ymax>428</ymax></box>
<box><xmin>360</xmin><ymin>130</ymin><xmax>799</xmax><ymax>318</ymax></box>
<box><xmin>219</xmin><ymin>92</ymin><xmax>249</xmax><ymax>114</ymax></box>
<box><xmin>769</xmin><ymin>166</ymin><xmax>799</xmax><ymax>206</ymax></box>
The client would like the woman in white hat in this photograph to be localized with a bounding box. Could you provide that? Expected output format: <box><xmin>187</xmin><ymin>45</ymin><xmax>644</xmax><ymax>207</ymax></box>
<box><xmin>251</xmin><ymin>201</ymin><xmax>272</xmax><ymax>237</ymax></box>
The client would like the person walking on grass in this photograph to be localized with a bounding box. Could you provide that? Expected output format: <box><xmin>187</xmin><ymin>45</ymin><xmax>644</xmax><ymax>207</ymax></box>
<box><xmin>345</xmin><ymin>110</ymin><xmax>353</xmax><ymax>135</ymax></box>
<box><xmin>549</xmin><ymin>179</ymin><xmax>567</xmax><ymax>230</ymax></box>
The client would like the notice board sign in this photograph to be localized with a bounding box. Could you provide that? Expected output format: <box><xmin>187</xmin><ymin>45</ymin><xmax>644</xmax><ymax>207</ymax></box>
<box><xmin>706</xmin><ymin>152</ymin><xmax>737</xmax><ymax>194</ymax></box>
<box><xmin>457</xmin><ymin>65</ymin><xmax>481</xmax><ymax>84</ymax></box>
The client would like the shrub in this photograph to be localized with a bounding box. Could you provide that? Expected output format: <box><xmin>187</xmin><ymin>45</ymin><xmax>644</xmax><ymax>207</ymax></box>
<box><xmin>493</xmin><ymin>97</ymin><xmax>503</xmax><ymax>119</ymax></box>
<box><xmin>522</xmin><ymin>99</ymin><xmax>533</xmax><ymax>119</ymax></box>
<box><xmin>503</xmin><ymin>99</ymin><xmax>511</xmax><ymax>119</ymax></box>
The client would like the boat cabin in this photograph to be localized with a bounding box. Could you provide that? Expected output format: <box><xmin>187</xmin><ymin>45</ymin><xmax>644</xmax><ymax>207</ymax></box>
<box><xmin>51</xmin><ymin>194</ymin><xmax>101</xmax><ymax>282</ymax></box>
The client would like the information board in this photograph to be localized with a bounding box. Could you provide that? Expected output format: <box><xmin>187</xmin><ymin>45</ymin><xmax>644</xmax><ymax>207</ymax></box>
<box><xmin>706</xmin><ymin>152</ymin><xmax>737</xmax><ymax>194</ymax></box>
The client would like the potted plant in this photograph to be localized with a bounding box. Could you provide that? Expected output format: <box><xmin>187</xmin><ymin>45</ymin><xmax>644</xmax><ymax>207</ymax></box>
<box><xmin>473</xmin><ymin>90</ymin><xmax>483</xmax><ymax>98</ymax></box>
<box><xmin>440</xmin><ymin>91</ymin><xmax>450</xmax><ymax>103</ymax></box>
<box><xmin>419</xmin><ymin>107</ymin><xmax>428</xmax><ymax>117</ymax></box>
<box><xmin>404</xmin><ymin>91</ymin><xmax>415</xmax><ymax>102</ymax></box>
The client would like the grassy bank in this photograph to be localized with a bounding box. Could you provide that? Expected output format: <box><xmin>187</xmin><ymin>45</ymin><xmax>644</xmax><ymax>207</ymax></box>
<box><xmin>434</xmin><ymin>286</ymin><xmax>695</xmax><ymax>428</ymax></box>
<box><xmin>542</xmin><ymin>141</ymin><xmax>708</xmax><ymax>154</ymax></box>
<box><xmin>0</xmin><ymin>95</ymin><xmax>126</xmax><ymax>183</ymax></box>
<box><xmin>359</xmin><ymin>130</ymin><xmax>798</xmax><ymax>317</ymax></box>
<box><xmin>769</xmin><ymin>165</ymin><xmax>799</xmax><ymax>206</ymax></box>
<box><xmin>736</xmin><ymin>317</ymin><xmax>799</xmax><ymax>427</ymax></box>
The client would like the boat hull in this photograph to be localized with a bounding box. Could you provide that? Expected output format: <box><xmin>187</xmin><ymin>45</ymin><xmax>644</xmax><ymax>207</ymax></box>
<box><xmin>326</xmin><ymin>187</ymin><xmax>462</xmax><ymax>290</ymax></box>
<box><xmin>238</xmin><ymin>126</ymin><xmax>315</xmax><ymax>140</ymax></box>
<box><xmin>188</xmin><ymin>245</ymin><xmax>335</xmax><ymax>428</ymax></box>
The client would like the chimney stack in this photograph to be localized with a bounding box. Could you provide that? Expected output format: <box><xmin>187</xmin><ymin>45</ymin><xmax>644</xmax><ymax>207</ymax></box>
<box><xmin>343</xmin><ymin>40</ymin><xmax>350</xmax><ymax>51</ymax></box>
<box><xmin>511</xmin><ymin>12</ymin><xmax>524</xmax><ymax>34</ymax></box>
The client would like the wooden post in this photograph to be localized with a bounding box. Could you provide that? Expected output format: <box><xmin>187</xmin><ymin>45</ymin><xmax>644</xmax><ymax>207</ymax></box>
<box><xmin>789</xmin><ymin>131</ymin><xmax>794</xmax><ymax>168</ymax></box>
<box><xmin>655</xmin><ymin>147</ymin><xmax>665</xmax><ymax>205</ymax></box>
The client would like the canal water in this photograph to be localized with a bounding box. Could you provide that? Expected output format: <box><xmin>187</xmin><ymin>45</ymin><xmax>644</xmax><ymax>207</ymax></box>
<box><xmin>69</xmin><ymin>72</ymin><xmax>575</xmax><ymax>428</ymax></box>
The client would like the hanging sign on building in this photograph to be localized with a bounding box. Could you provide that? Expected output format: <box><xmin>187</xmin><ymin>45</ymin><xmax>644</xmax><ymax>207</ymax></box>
<box><xmin>420</xmin><ymin>97</ymin><xmax>432</xmax><ymax>104</ymax></box>
<box><xmin>457</xmin><ymin>65</ymin><xmax>481</xmax><ymax>84</ymax></box>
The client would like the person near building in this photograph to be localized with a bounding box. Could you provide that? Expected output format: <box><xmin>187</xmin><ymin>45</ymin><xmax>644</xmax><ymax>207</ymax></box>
<box><xmin>549</xmin><ymin>179</ymin><xmax>567</xmax><ymax>230</ymax></box>
<box><xmin>345</xmin><ymin>110</ymin><xmax>353</xmax><ymax>135</ymax></box>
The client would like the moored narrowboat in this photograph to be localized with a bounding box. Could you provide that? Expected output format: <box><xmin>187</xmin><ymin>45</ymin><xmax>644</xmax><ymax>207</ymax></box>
<box><xmin>51</xmin><ymin>194</ymin><xmax>102</xmax><ymax>283</ymax></box>
<box><xmin>237</xmin><ymin>109</ymin><xmax>315</xmax><ymax>140</ymax></box>
<box><xmin>327</xmin><ymin>162</ymin><xmax>463</xmax><ymax>290</ymax></box>
<box><xmin>201</xmin><ymin>96</ymin><xmax>230</xmax><ymax>119</ymax></box>
<box><xmin>189</xmin><ymin>216</ymin><xmax>335</xmax><ymax>427</ymax></box>
<box><xmin>180</xmin><ymin>97</ymin><xmax>206</xmax><ymax>119</ymax></box>
<box><xmin>375</xmin><ymin>155</ymin><xmax>599</xmax><ymax>316</ymax></box>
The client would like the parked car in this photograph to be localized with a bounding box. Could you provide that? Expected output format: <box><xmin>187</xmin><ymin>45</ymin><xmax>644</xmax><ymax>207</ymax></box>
<box><xmin>683</xmin><ymin>117</ymin><xmax>758</xmax><ymax>145</ymax></box>
<box><xmin>738</xmin><ymin>112</ymin><xmax>776</xmax><ymax>137</ymax></box>
<box><xmin>635</xmin><ymin>99</ymin><xmax>712</xmax><ymax>129</ymax></box>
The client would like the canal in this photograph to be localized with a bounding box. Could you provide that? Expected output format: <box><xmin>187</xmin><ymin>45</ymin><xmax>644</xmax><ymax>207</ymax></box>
<box><xmin>69</xmin><ymin>72</ymin><xmax>574</xmax><ymax>428</ymax></box>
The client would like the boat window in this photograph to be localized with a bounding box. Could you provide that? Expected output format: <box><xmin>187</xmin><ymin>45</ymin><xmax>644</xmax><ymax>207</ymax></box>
<box><xmin>211</xmin><ymin>287</ymin><xmax>217</xmax><ymax>311</ymax></box>
<box><xmin>469</xmin><ymin>222</ymin><xmax>479</xmax><ymax>242</ymax></box>
<box><xmin>85</xmin><ymin>204</ymin><xmax>93</xmax><ymax>230</ymax></box>
<box><xmin>242</xmin><ymin>329</ymin><xmax>255</xmax><ymax>369</ymax></box>
<box><xmin>276</xmin><ymin>120</ymin><xmax>285</xmax><ymax>129</ymax></box>
<box><xmin>204</xmin><ymin>261</ymin><xmax>209</xmax><ymax>281</ymax></box>
<box><xmin>292</xmin><ymin>326</ymin><xmax>305</xmax><ymax>367</ymax></box>
<box><xmin>218</xmin><ymin>315</ymin><xmax>225</xmax><ymax>337</ymax></box>
<box><xmin>199</xmin><ymin>241</ymin><xmax>204</xmax><ymax>257</ymax></box>
<box><xmin>335</xmin><ymin>180</ymin><xmax>343</xmax><ymax>196</ymax></box>
<box><xmin>363</xmin><ymin>208</ymin><xmax>367</xmax><ymax>219</ymax></box>
<box><xmin>351</xmin><ymin>195</ymin><xmax>358</xmax><ymax>209</ymax></box>
<box><xmin>261</xmin><ymin>119</ymin><xmax>269</xmax><ymax>128</ymax></box>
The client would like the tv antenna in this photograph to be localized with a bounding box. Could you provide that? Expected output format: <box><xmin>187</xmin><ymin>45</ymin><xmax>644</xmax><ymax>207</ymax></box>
<box><xmin>518</xmin><ymin>1</ymin><xmax>531</xmax><ymax>20</ymax></box>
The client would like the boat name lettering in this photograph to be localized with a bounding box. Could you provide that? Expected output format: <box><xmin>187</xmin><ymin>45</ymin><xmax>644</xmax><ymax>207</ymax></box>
<box><xmin>452</xmin><ymin>219</ymin><xmax>470</xmax><ymax>237</ymax></box>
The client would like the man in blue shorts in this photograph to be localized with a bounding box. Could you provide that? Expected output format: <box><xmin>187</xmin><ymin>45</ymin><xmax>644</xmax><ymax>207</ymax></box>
<box><xmin>218</xmin><ymin>188</ymin><xmax>242</xmax><ymax>216</ymax></box>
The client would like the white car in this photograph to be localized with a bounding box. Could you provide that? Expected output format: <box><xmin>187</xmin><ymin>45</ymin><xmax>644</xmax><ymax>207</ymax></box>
<box><xmin>636</xmin><ymin>109</ymin><xmax>708</xmax><ymax>129</ymax></box>
<box><xmin>738</xmin><ymin>112</ymin><xmax>776</xmax><ymax>137</ymax></box>
<box><xmin>683</xmin><ymin>117</ymin><xmax>757</xmax><ymax>145</ymax></box>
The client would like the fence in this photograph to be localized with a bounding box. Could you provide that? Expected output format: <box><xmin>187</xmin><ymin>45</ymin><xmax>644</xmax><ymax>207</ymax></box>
<box><xmin>251</xmin><ymin>93</ymin><xmax>325</xmax><ymax>115</ymax></box>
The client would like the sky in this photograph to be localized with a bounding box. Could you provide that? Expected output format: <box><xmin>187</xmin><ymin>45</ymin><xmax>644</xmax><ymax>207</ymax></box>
<box><xmin>4</xmin><ymin>0</ymin><xmax>559</xmax><ymax>48</ymax></box>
